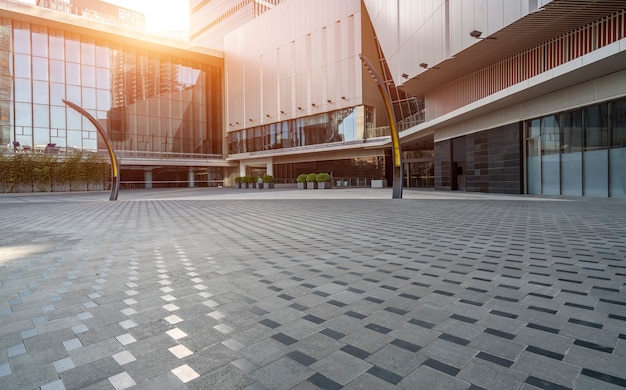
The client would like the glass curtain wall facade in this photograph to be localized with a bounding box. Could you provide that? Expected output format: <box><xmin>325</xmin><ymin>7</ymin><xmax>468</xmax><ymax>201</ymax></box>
<box><xmin>526</xmin><ymin>97</ymin><xmax>626</xmax><ymax>197</ymax></box>
<box><xmin>228</xmin><ymin>105</ymin><xmax>376</xmax><ymax>154</ymax></box>
<box><xmin>0</xmin><ymin>18</ymin><xmax>222</xmax><ymax>157</ymax></box>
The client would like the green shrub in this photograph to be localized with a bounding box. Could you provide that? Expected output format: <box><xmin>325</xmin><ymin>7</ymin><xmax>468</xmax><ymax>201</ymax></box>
<box><xmin>306</xmin><ymin>173</ymin><xmax>318</xmax><ymax>182</ymax></box>
<box><xmin>316</xmin><ymin>173</ymin><xmax>331</xmax><ymax>182</ymax></box>
<box><xmin>262</xmin><ymin>175</ymin><xmax>275</xmax><ymax>183</ymax></box>
<box><xmin>235</xmin><ymin>176</ymin><xmax>243</xmax><ymax>183</ymax></box>
<box><xmin>296</xmin><ymin>173</ymin><xmax>308</xmax><ymax>182</ymax></box>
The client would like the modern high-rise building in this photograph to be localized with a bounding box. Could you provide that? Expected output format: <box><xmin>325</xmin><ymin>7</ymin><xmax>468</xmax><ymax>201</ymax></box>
<box><xmin>1</xmin><ymin>0</ymin><xmax>625</xmax><ymax>197</ymax></box>
<box><xmin>190</xmin><ymin>0</ymin><xmax>285</xmax><ymax>50</ymax></box>
<box><xmin>216</xmin><ymin>0</ymin><xmax>626</xmax><ymax>197</ymax></box>
<box><xmin>1</xmin><ymin>0</ymin><xmax>226</xmax><ymax>187</ymax></box>
<box><xmin>36</xmin><ymin>0</ymin><xmax>146</xmax><ymax>31</ymax></box>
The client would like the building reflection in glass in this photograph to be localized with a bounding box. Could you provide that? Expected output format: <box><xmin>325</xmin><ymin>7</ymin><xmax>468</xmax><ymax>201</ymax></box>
<box><xmin>3</xmin><ymin>18</ymin><xmax>221</xmax><ymax>156</ymax></box>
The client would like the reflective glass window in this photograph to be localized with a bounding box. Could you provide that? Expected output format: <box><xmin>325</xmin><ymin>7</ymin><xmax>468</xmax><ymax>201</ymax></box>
<box><xmin>50</xmin><ymin>105</ymin><xmax>66</xmax><ymax>129</ymax></box>
<box><xmin>82</xmin><ymin>88</ymin><xmax>96</xmax><ymax>109</ymax></box>
<box><xmin>32</xmin><ymin>57</ymin><xmax>48</xmax><ymax>81</ymax></box>
<box><xmin>81</xmin><ymin>65</ymin><xmax>95</xmax><ymax>87</ymax></box>
<box><xmin>33</xmin><ymin>80</ymin><xmax>49</xmax><ymax>104</ymax></box>
<box><xmin>66</xmin><ymin>108</ymin><xmax>81</xmax><ymax>130</ymax></box>
<box><xmin>96</xmin><ymin>89</ymin><xmax>111</xmax><ymax>111</ymax></box>
<box><xmin>67</xmin><ymin>130</ymin><xmax>82</xmax><ymax>148</ymax></box>
<box><xmin>50</xmin><ymin>83</ymin><xmax>66</xmax><ymax>106</ymax></box>
<box><xmin>13</xmin><ymin>26</ymin><xmax>30</xmax><ymax>55</ymax></box>
<box><xmin>95</xmin><ymin>46</ymin><xmax>110</xmax><ymax>68</ymax></box>
<box><xmin>34</xmin><ymin>128</ymin><xmax>49</xmax><ymax>146</ymax></box>
<box><xmin>584</xmin><ymin>104</ymin><xmax>609</xmax><ymax>196</ymax></box>
<box><xmin>81</xmin><ymin>41</ymin><xmax>95</xmax><ymax>66</ymax></box>
<box><xmin>33</xmin><ymin>104</ymin><xmax>49</xmax><ymax>127</ymax></box>
<box><xmin>31</xmin><ymin>26</ymin><xmax>48</xmax><ymax>57</ymax></box>
<box><xmin>49</xmin><ymin>32</ymin><xmax>64</xmax><ymax>60</ymax></box>
<box><xmin>66</xmin><ymin>62</ymin><xmax>80</xmax><ymax>85</ymax></box>
<box><xmin>65</xmin><ymin>38</ymin><xmax>80</xmax><ymax>63</ymax></box>
<box><xmin>610</xmin><ymin>99</ymin><xmax>626</xmax><ymax>197</ymax></box>
<box><xmin>560</xmin><ymin>110</ymin><xmax>583</xmax><ymax>195</ymax></box>
<box><xmin>15</xmin><ymin>102</ymin><xmax>32</xmax><ymax>126</ymax></box>
<box><xmin>14</xmin><ymin>78</ymin><xmax>32</xmax><ymax>102</ymax></box>
<box><xmin>66</xmin><ymin>85</ymin><xmax>81</xmax><ymax>105</ymax></box>
<box><xmin>585</xmin><ymin>104</ymin><xmax>609</xmax><ymax>150</ymax></box>
<box><xmin>50</xmin><ymin>60</ymin><xmax>65</xmax><ymax>83</ymax></box>
<box><xmin>14</xmin><ymin>54</ymin><xmax>31</xmax><ymax>78</ymax></box>
<box><xmin>96</xmin><ymin>67</ymin><xmax>110</xmax><ymax>89</ymax></box>
<box><xmin>541</xmin><ymin>115</ymin><xmax>560</xmax><ymax>195</ymax></box>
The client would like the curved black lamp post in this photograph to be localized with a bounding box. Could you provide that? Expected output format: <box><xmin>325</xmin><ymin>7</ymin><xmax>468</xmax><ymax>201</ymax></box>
<box><xmin>359</xmin><ymin>54</ymin><xmax>403</xmax><ymax>199</ymax></box>
<box><xmin>62</xmin><ymin>99</ymin><xmax>120</xmax><ymax>201</ymax></box>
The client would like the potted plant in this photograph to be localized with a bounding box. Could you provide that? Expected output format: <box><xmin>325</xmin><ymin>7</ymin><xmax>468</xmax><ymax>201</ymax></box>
<box><xmin>306</xmin><ymin>173</ymin><xmax>318</xmax><ymax>189</ymax></box>
<box><xmin>263</xmin><ymin>175</ymin><xmax>275</xmax><ymax>189</ymax></box>
<box><xmin>316</xmin><ymin>172</ymin><xmax>332</xmax><ymax>189</ymax></box>
<box><xmin>296</xmin><ymin>173</ymin><xmax>308</xmax><ymax>189</ymax></box>
<box><xmin>242</xmin><ymin>175</ymin><xmax>250</xmax><ymax>188</ymax></box>
<box><xmin>235</xmin><ymin>176</ymin><xmax>243</xmax><ymax>188</ymax></box>
<box><xmin>249</xmin><ymin>175</ymin><xmax>258</xmax><ymax>189</ymax></box>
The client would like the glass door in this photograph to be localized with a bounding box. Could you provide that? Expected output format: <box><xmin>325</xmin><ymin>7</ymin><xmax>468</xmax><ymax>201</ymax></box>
<box><xmin>527</xmin><ymin>137</ymin><xmax>541</xmax><ymax>194</ymax></box>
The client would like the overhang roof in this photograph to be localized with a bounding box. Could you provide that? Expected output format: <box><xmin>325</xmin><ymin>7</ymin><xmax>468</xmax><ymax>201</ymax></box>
<box><xmin>401</xmin><ymin>0</ymin><xmax>626</xmax><ymax>97</ymax></box>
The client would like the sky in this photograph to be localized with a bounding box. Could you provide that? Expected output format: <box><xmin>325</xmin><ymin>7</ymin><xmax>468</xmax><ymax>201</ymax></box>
<box><xmin>104</xmin><ymin>0</ymin><xmax>190</xmax><ymax>32</ymax></box>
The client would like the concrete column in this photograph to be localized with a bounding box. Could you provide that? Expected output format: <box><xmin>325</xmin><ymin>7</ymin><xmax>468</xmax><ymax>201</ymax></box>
<box><xmin>188</xmin><ymin>168</ymin><xmax>195</xmax><ymax>188</ymax></box>
<box><xmin>266</xmin><ymin>159</ymin><xmax>273</xmax><ymax>176</ymax></box>
<box><xmin>144</xmin><ymin>169</ymin><xmax>153</xmax><ymax>189</ymax></box>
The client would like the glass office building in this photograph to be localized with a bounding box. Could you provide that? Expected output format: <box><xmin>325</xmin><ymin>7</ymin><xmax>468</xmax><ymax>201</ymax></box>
<box><xmin>1</xmin><ymin>17</ymin><xmax>223</xmax><ymax>172</ymax></box>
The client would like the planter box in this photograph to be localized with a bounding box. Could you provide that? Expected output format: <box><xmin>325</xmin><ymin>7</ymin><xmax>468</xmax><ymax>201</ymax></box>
<box><xmin>371</xmin><ymin>179</ymin><xmax>388</xmax><ymax>188</ymax></box>
<box><xmin>266</xmin><ymin>183</ymin><xmax>275</xmax><ymax>189</ymax></box>
<box><xmin>297</xmin><ymin>182</ymin><xmax>306</xmax><ymax>189</ymax></box>
<box><xmin>317</xmin><ymin>181</ymin><xmax>332</xmax><ymax>189</ymax></box>
<box><xmin>306</xmin><ymin>182</ymin><xmax>317</xmax><ymax>189</ymax></box>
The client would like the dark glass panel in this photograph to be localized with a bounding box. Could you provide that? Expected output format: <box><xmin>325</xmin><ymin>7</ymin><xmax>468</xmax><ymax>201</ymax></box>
<box><xmin>585</xmin><ymin>103</ymin><xmax>609</xmax><ymax>150</ymax></box>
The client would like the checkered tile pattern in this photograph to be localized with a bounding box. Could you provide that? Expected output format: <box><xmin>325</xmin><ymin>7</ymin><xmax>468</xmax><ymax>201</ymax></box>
<box><xmin>0</xmin><ymin>189</ymin><xmax>625</xmax><ymax>389</ymax></box>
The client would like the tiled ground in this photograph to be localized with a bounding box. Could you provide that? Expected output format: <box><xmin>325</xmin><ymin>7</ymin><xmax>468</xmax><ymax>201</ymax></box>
<box><xmin>0</xmin><ymin>188</ymin><xmax>625</xmax><ymax>390</ymax></box>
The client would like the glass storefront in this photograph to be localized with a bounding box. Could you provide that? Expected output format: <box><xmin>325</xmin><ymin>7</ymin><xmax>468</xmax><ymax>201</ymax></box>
<box><xmin>1</xmin><ymin>19</ymin><xmax>222</xmax><ymax>157</ymax></box>
<box><xmin>526</xmin><ymin>98</ymin><xmax>626</xmax><ymax>197</ymax></box>
<box><xmin>228</xmin><ymin>105</ymin><xmax>376</xmax><ymax>154</ymax></box>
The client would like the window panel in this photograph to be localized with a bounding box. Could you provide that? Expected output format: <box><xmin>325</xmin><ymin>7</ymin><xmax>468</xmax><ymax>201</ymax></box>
<box><xmin>14</xmin><ymin>78</ymin><xmax>32</xmax><ymax>102</ymax></box>
<box><xmin>82</xmin><ymin>88</ymin><xmax>96</xmax><ymax>109</ymax></box>
<box><xmin>50</xmin><ymin>60</ymin><xmax>65</xmax><ymax>83</ymax></box>
<box><xmin>66</xmin><ymin>62</ymin><xmax>81</xmax><ymax>85</ymax></box>
<box><xmin>50</xmin><ymin>105</ymin><xmax>66</xmax><ymax>129</ymax></box>
<box><xmin>15</xmin><ymin>102</ymin><xmax>32</xmax><ymax>126</ymax></box>
<box><xmin>14</xmin><ymin>54</ymin><xmax>31</xmax><ymax>78</ymax></box>
<box><xmin>50</xmin><ymin>83</ymin><xmax>66</xmax><ymax>106</ymax></box>
<box><xmin>49</xmin><ymin>32</ymin><xmax>64</xmax><ymax>60</ymax></box>
<box><xmin>82</xmin><ymin>65</ymin><xmax>96</xmax><ymax>87</ymax></box>
<box><xmin>96</xmin><ymin>67</ymin><xmax>110</xmax><ymax>89</ymax></box>
<box><xmin>13</xmin><ymin>26</ymin><xmax>30</xmax><ymax>55</ymax></box>
<box><xmin>65</xmin><ymin>39</ymin><xmax>80</xmax><ymax>63</ymax></box>
<box><xmin>32</xmin><ymin>57</ymin><xmax>49</xmax><ymax>81</ymax></box>
<box><xmin>31</xmin><ymin>27</ymin><xmax>48</xmax><ymax>57</ymax></box>
<box><xmin>33</xmin><ymin>104</ymin><xmax>49</xmax><ymax>127</ymax></box>
<box><xmin>610</xmin><ymin>99</ymin><xmax>626</xmax><ymax>197</ymax></box>
<box><xmin>66</xmin><ymin>85</ymin><xmax>81</xmax><ymax>105</ymax></box>
<box><xmin>33</xmin><ymin>81</ymin><xmax>49</xmax><ymax>104</ymax></box>
<box><xmin>33</xmin><ymin>127</ymin><xmax>50</xmax><ymax>145</ymax></box>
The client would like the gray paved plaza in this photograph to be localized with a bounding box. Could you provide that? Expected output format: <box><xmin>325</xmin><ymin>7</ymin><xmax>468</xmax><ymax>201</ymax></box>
<box><xmin>1</xmin><ymin>187</ymin><xmax>625</xmax><ymax>390</ymax></box>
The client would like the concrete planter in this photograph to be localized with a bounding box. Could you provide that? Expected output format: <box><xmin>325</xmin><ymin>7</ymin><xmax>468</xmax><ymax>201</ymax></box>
<box><xmin>306</xmin><ymin>182</ymin><xmax>317</xmax><ymax>189</ymax></box>
<box><xmin>317</xmin><ymin>181</ymin><xmax>332</xmax><ymax>189</ymax></box>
